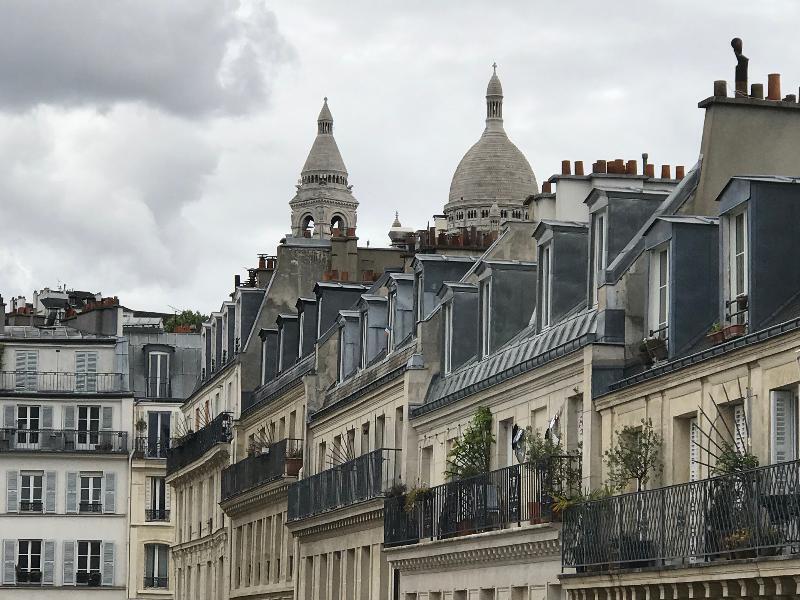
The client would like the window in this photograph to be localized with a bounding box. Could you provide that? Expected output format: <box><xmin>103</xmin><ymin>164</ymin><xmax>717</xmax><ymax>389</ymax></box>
<box><xmin>771</xmin><ymin>388</ymin><xmax>798</xmax><ymax>464</ymax></box>
<box><xmin>147</xmin><ymin>411</ymin><xmax>171</xmax><ymax>458</ymax></box>
<box><xmin>443</xmin><ymin>302</ymin><xmax>453</xmax><ymax>375</ymax></box>
<box><xmin>540</xmin><ymin>244</ymin><xmax>552</xmax><ymax>328</ymax></box>
<box><xmin>147</xmin><ymin>352</ymin><xmax>170</xmax><ymax>398</ymax></box>
<box><xmin>316</xmin><ymin>297</ymin><xmax>324</xmax><ymax>339</ymax></box>
<box><xmin>75</xmin><ymin>351</ymin><xmax>98</xmax><ymax>393</ymax></box>
<box><xmin>648</xmin><ymin>246</ymin><xmax>670</xmax><ymax>335</ymax></box>
<box><xmin>500</xmin><ymin>209</ymin><xmax>508</xmax><ymax>218</ymax></box>
<box><xmin>17</xmin><ymin>540</ymin><xmax>42</xmax><ymax>584</ymax></box>
<box><xmin>148</xmin><ymin>477</ymin><xmax>168</xmax><ymax>521</ymax></box>
<box><xmin>415</xmin><ymin>272</ymin><xmax>425</xmax><ymax>322</ymax></box>
<box><xmin>14</xmin><ymin>350</ymin><xmax>38</xmax><ymax>391</ymax></box>
<box><xmin>728</xmin><ymin>210</ymin><xmax>748</xmax><ymax>322</ymax></box>
<box><xmin>17</xmin><ymin>405</ymin><xmax>40</xmax><ymax>448</ymax></box>
<box><xmin>360</xmin><ymin>312</ymin><xmax>368</xmax><ymax>369</ymax></box>
<box><xmin>77</xmin><ymin>406</ymin><xmax>100</xmax><ymax>447</ymax></box>
<box><xmin>20</xmin><ymin>472</ymin><xmax>43</xmax><ymax>512</ymax></box>
<box><xmin>278</xmin><ymin>328</ymin><xmax>285</xmax><ymax>372</ymax></box>
<box><xmin>144</xmin><ymin>544</ymin><xmax>169</xmax><ymax>588</ymax></box>
<box><xmin>80</xmin><ymin>474</ymin><xmax>102</xmax><ymax>513</ymax></box>
<box><xmin>480</xmin><ymin>280</ymin><xmax>492</xmax><ymax>357</ymax></box>
<box><xmin>591</xmin><ymin>211</ymin><xmax>607</xmax><ymax>305</ymax></box>
<box><xmin>298</xmin><ymin>311</ymin><xmax>305</xmax><ymax>358</ymax></box>
<box><xmin>76</xmin><ymin>541</ymin><xmax>101</xmax><ymax>585</ymax></box>
<box><xmin>338</xmin><ymin>327</ymin><xmax>345</xmax><ymax>382</ymax></box>
<box><xmin>387</xmin><ymin>292</ymin><xmax>396</xmax><ymax>352</ymax></box>
<box><xmin>481</xmin><ymin>209</ymin><xmax>489</xmax><ymax>218</ymax></box>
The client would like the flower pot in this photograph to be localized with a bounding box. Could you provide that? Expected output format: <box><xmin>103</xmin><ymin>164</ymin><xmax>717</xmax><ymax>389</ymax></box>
<box><xmin>723</xmin><ymin>323</ymin><xmax>746</xmax><ymax>340</ymax></box>
<box><xmin>707</xmin><ymin>330</ymin><xmax>725</xmax><ymax>345</ymax></box>
<box><xmin>643</xmin><ymin>337</ymin><xmax>668</xmax><ymax>361</ymax></box>
<box><xmin>285</xmin><ymin>457</ymin><xmax>302</xmax><ymax>477</ymax></box>
<box><xmin>736</xmin><ymin>295</ymin><xmax>748</xmax><ymax>311</ymax></box>
<box><xmin>528</xmin><ymin>501</ymin><xmax>542</xmax><ymax>524</ymax></box>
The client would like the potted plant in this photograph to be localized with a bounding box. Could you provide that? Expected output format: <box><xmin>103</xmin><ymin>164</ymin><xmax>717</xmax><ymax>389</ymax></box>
<box><xmin>135</xmin><ymin>418</ymin><xmax>147</xmax><ymax>433</ymax></box>
<box><xmin>707</xmin><ymin>322</ymin><xmax>724</xmax><ymax>345</ymax></box>
<box><xmin>641</xmin><ymin>335</ymin><xmax>668</xmax><ymax>362</ymax></box>
<box><xmin>285</xmin><ymin>446</ymin><xmax>303</xmax><ymax>477</ymax></box>
<box><xmin>404</xmin><ymin>484</ymin><xmax>432</xmax><ymax>514</ymax></box>
<box><xmin>386</xmin><ymin>481</ymin><xmax>408</xmax><ymax>510</ymax></box>
<box><xmin>735</xmin><ymin>294</ymin><xmax>748</xmax><ymax>311</ymax></box>
<box><xmin>723</xmin><ymin>322</ymin><xmax>746</xmax><ymax>340</ymax></box>
<box><xmin>524</xmin><ymin>427</ymin><xmax>563</xmax><ymax>523</ymax></box>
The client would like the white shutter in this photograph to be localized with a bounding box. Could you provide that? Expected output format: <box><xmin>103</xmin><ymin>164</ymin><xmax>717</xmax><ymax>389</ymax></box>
<box><xmin>772</xmin><ymin>390</ymin><xmax>798</xmax><ymax>464</ymax></box>
<box><xmin>101</xmin><ymin>541</ymin><xmax>115</xmax><ymax>586</ymax></box>
<box><xmin>62</xmin><ymin>540</ymin><xmax>75</xmax><ymax>585</ymax></box>
<box><xmin>42</xmin><ymin>540</ymin><xmax>55</xmax><ymax>585</ymax></box>
<box><xmin>45</xmin><ymin>471</ymin><xmax>56</xmax><ymax>513</ymax></box>
<box><xmin>2</xmin><ymin>539</ymin><xmax>15</xmax><ymax>584</ymax></box>
<box><xmin>100</xmin><ymin>406</ymin><xmax>113</xmax><ymax>430</ymax></box>
<box><xmin>65</xmin><ymin>472</ymin><xmax>78</xmax><ymax>514</ymax></box>
<box><xmin>86</xmin><ymin>352</ymin><xmax>98</xmax><ymax>392</ymax></box>
<box><xmin>6</xmin><ymin>470</ymin><xmax>18</xmax><ymax>513</ymax></box>
<box><xmin>63</xmin><ymin>406</ymin><xmax>76</xmax><ymax>430</ymax></box>
<box><xmin>15</xmin><ymin>350</ymin><xmax>37</xmax><ymax>390</ymax></box>
<box><xmin>165</xmin><ymin>480</ymin><xmax>171</xmax><ymax>512</ymax></box>
<box><xmin>2</xmin><ymin>405</ymin><xmax>14</xmax><ymax>429</ymax></box>
<box><xmin>75</xmin><ymin>352</ymin><xmax>87</xmax><ymax>392</ymax></box>
<box><xmin>103</xmin><ymin>472</ymin><xmax>116</xmax><ymax>513</ymax></box>
<box><xmin>689</xmin><ymin>418</ymin><xmax>699</xmax><ymax>482</ymax></box>
<box><xmin>41</xmin><ymin>406</ymin><xmax>53</xmax><ymax>429</ymax></box>
<box><xmin>734</xmin><ymin>404</ymin><xmax>748</xmax><ymax>455</ymax></box>
<box><xmin>145</xmin><ymin>476</ymin><xmax>152</xmax><ymax>511</ymax></box>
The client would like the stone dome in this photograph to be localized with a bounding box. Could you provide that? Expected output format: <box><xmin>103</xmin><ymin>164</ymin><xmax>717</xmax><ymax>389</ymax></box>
<box><xmin>445</xmin><ymin>67</ymin><xmax>537</xmax><ymax>213</ymax></box>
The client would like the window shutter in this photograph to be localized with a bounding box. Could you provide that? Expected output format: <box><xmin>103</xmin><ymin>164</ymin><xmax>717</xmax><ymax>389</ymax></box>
<box><xmin>62</xmin><ymin>540</ymin><xmax>75</xmax><ymax>585</ymax></box>
<box><xmin>689</xmin><ymin>418</ymin><xmax>699</xmax><ymax>482</ymax></box>
<box><xmin>41</xmin><ymin>406</ymin><xmax>53</xmax><ymax>429</ymax></box>
<box><xmin>86</xmin><ymin>352</ymin><xmax>98</xmax><ymax>392</ymax></box>
<box><xmin>771</xmin><ymin>390</ymin><xmax>797</xmax><ymax>463</ymax></box>
<box><xmin>2</xmin><ymin>539</ymin><xmax>15</xmax><ymax>584</ymax></box>
<box><xmin>165</xmin><ymin>480</ymin><xmax>171</xmax><ymax>512</ymax></box>
<box><xmin>104</xmin><ymin>472</ymin><xmax>116</xmax><ymax>513</ymax></box>
<box><xmin>6</xmin><ymin>470</ymin><xmax>18</xmax><ymax>513</ymax></box>
<box><xmin>63</xmin><ymin>406</ymin><xmax>76</xmax><ymax>430</ymax></box>
<box><xmin>734</xmin><ymin>404</ymin><xmax>748</xmax><ymax>455</ymax></box>
<box><xmin>45</xmin><ymin>471</ymin><xmax>57</xmax><ymax>513</ymax></box>
<box><xmin>65</xmin><ymin>472</ymin><xmax>78</xmax><ymax>514</ymax></box>
<box><xmin>2</xmin><ymin>404</ymin><xmax>13</xmax><ymax>429</ymax></box>
<box><xmin>42</xmin><ymin>540</ymin><xmax>55</xmax><ymax>585</ymax></box>
<box><xmin>101</xmin><ymin>406</ymin><xmax>113</xmax><ymax>430</ymax></box>
<box><xmin>101</xmin><ymin>541</ymin><xmax>115</xmax><ymax>586</ymax></box>
<box><xmin>145</xmin><ymin>476</ymin><xmax>152</xmax><ymax>511</ymax></box>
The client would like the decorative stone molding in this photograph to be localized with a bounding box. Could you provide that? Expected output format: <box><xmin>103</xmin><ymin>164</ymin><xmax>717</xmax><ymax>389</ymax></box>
<box><xmin>221</xmin><ymin>480</ymin><xmax>290</xmax><ymax>518</ymax></box>
<box><xmin>288</xmin><ymin>504</ymin><xmax>383</xmax><ymax>538</ymax></box>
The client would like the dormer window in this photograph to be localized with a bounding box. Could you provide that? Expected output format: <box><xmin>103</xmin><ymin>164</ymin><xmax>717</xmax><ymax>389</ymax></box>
<box><xmin>316</xmin><ymin>298</ymin><xmax>323</xmax><ymax>338</ymax></box>
<box><xmin>277</xmin><ymin>329</ymin><xmax>285</xmax><ymax>372</ymax></box>
<box><xmin>540</xmin><ymin>244</ymin><xmax>553</xmax><ymax>328</ymax></box>
<box><xmin>337</xmin><ymin>327</ymin><xmax>346</xmax><ymax>382</ymax></box>
<box><xmin>415</xmin><ymin>272</ymin><xmax>424</xmax><ymax>322</ymax></box>
<box><xmin>591</xmin><ymin>211</ymin><xmax>608</xmax><ymax>305</ymax></box>
<box><xmin>147</xmin><ymin>352</ymin><xmax>170</xmax><ymax>398</ymax></box>
<box><xmin>726</xmin><ymin>209</ymin><xmax>748</xmax><ymax>324</ymax></box>
<box><xmin>298</xmin><ymin>312</ymin><xmax>305</xmax><ymax>359</ymax></box>
<box><xmin>648</xmin><ymin>245</ymin><xmax>670</xmax><ymax>336</ymax></box>
<box><xmin>387</xmin><ymin>292</ymin><xmax>396</xmax><ymax>352</ymax></box>
<box><xmin>359</xmin><ymin>313</ymin><xmax>368</xmax><ymax>369</ymax></box>
<box><xmin>442</xmin><ymin>302</ymin><xmax>453</xmax><ymax>375</ymax></box>
<box><xmin>480</xmin><ymin>280</ymin><xmax>492</xmax><ymax>358</ymax></box>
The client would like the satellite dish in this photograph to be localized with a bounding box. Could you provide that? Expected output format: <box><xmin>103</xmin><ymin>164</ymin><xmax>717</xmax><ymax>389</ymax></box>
<box><xmin>511</xmin><ymin>424</ymin><xmax>527</xmax><ymax>464</ymax></box>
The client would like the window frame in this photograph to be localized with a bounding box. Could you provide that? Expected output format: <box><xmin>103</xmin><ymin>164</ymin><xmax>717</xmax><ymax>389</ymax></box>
<box><xmin>480</xmin><ymin>279</ymin><xmax>492</xmax><ymax>358</ymax></box>
<box><xmin>20</xmin><ymin>472</ymin><xmax>43</xmax><ymax>512</ymax></box>
<box><xmin>727</xmin><ymin>208</ymin><xmax>749</xmax><ymax>321</ymax></box>
<box><xmin>76</xmin><ymin>540</ymin><xmax>101</xmax><ymax>575</ymax></box>
<box><xmin>443</xmin><ymin>302</ymin><xmax>453</xmax><ymax>375</ymax></box>
<box><xmin>17</xmin><ymin>539</ymin><xmax>42</xmax><ymax>575</ymax></box>
<box><xmin>80</xmin><ymin>473</ymin><xmax>103</xmax><ymax>512</ymax></box>
<box><xmin>591</xmin><ymin>210</ymin><xmax>608</xmax><ymax>306</ymax></box>
<box><xmin>147</xmin><ymin>351</ymin><xmax>170</xmax><ymax>398</ymax></box>
<box><xmin>648</xmin><ymin>244</ymin><xmax>670</xmax><ymax>336</ymax></box>
<box><xmin>540</xmin><ymin>243</ymin><xmax>553</xmax><ymax>329</ymax></box>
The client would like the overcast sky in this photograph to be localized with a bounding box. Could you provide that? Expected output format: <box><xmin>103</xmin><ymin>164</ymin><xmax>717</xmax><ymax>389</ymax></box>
<box><xmin>1</xmin><ymin>0</ymin><xmax>799</xmax><ymax>314</ymax></box>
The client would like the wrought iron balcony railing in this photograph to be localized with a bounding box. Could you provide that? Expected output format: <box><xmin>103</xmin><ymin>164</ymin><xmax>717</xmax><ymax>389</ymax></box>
<box><xmin>0</xmin><ymin>429</ymin><xmax>128</xmax><ymax>453</ymax></box>
<box><xmin>144</xmin><ymin>576</ymin><xmax>168</xmax><ymax>588</ymax></box>
<box><xmin>76</xmin><ymin>571</ymin><xmax>102</xmax><ymax>586</ymax></box>
<box><xmin>0</xmin><ymin>371</ymin><xmax>126</xmax><ymax>393</ymax></box>
<box><xmin>134</xmin><ymin>437</ymin><xmax>170</xmax><ymax>459</ymax></box>
<box><xmin>288</xmin><ymin>448</ymin><xmax>401</xmax><ymax>522</ymax></box>
<box><xmin>166</xmin><ymin>412</ymin><xmax>232</xmax><ymax>476</ymax></box>
<box><xmin>385</xmin><ymin>455</ymin><xmax>582</xmax><ymax>547</ymax></box>
<box><xmin>19</xmin><ymin>500</ymin><xmax>43</xmax><ymax>513</ymax></box>
<box><xmin>221</xmin><ymin>438</ymin><xmax>303</xmax><ymax>502</ymax></box>
<box><xmin>79</xmin><ymin>501</ymin><xmax>103</xmax><ymax>513</ymax></box>
<box><xmin>145</xmin><ymin>508</ymin><xmax>170</xmax><ymax>522</ymax></box>
<box><xmin>15</xmin><ymin>569</ymin><xmax>42</xmax><ymax>584</ymax></box>
<box><xmin>561</xmin><ymin>459</ymin><xmax>800</xmax><ymax>572</ymax></box>
<box><xmin>144</xmin><ymin>377</ymin><xmax>171</xmax><ymax>399</ymax></box>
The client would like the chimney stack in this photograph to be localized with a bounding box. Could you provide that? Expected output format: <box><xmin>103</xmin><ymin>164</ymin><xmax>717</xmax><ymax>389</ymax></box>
<box><xmin>713</xmin><ymin>80</ymin><xmax>728</xmax><ymax>98</ymax></box>
<box><xmin>574</xmin><ymin>161</ymin><xmax>584</xmax><ymax>176</ymax></box>
<box><xmin>234</xmin><ymin>274</ymin><xmax>241</xmax><ymax>288</ymax></box>
<box><xmin>767</xmin><ymin>73</ymin><xmax>781</xmax><ymax>100</ymax></box>
<box><xmin>661</xmin><ymin>165</ymin><xmax>671</xmax><ymax>179</ymax></box>
<box><xmin>675</xmin><ymin>165</ymin><xmax>685</xmax><ymax>179</ymax></box>
<box><xmin>561</xmin><ymin>160</ymin><xmax>571</xmax><ymax>175</ymax></box>
<box><xmin>541</xmin><ymin>181</ymin><xmax>552</xmax><ymax>193</ymax></box>
<box><xmin>645</xmin><ymin>163</ymin><xmax>655</xmax><ymax>178</ymax></box>
<box><xmin>625</xmin><ymin>160</ymin><xmax>637</xmax><ymax>175</ymax></box>
<box><xmin>751</xmin><ymin>83</ymin><xmax>764</xmax><ymax>99</ymax></box>
<box><xmin>596</xmin><ymin>160</ymin><xmax>607</xmax><ymax>174</ymax></box>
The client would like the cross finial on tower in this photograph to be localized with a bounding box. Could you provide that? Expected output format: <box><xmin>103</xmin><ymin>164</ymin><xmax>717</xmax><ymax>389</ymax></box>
<box><xmin>492</xmin><ymin>62</ymin><xmax>497</xmax><ymax>75</ymax></box>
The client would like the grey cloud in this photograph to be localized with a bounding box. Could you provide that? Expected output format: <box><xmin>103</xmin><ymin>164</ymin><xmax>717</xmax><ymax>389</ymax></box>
<box><xmin>0</xmin><ymin>0</ymin><xmax>294</xmax><ymax>116</ymax></box>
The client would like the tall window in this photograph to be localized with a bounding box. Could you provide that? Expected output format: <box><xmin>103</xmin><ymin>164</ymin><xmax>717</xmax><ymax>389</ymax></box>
<box><xmin>76</xmin><ymin>541</ymin><xmax>101</xmax><ymax>585</ymax></box>
<box><xmin>148</xmin><ymin>477</ymin><xmax>168</xmax><ymax>520</ymax></box>
<box><xmin>359</xmin><ymin>313</ymin><xmax>368</xmax><ymax>369</ymax></box>
<box><xmin>17</xmin><ymin>540</ymin><xmax>42</xmax><ymax>583</ymax></box>
<box><xmin>277</xmin><ymin>328</ymin><xmax>285</xmax><ymax>372</ymax></box>
<box><xmin>592</xmin><ymin>212</ymin><xmax>607</xmax><ymax>305</ymax></box>
<box><xmin>480</xmin><ymin>280</ymin><xmax>492</xmax><ymax>357</ymax></box>
<box><xmin>387</xmin><ymin>292</ymin><xmax>396</xmax><ymax>352</ymax></box>
<box><xmin>77</xmin><ymin>406</ymin><xmax>100</xmax><ymax>447</ymax></box>
<box><xmin>728</xmin><ymin>210</ymin><xmax>748</xmax><ymax>322</ymax></box>
<box><xmin>648</xmin><ymin>246</ymin><xmax>670</xmax><ymax>335</ymax></box>
<box><xmin>14</xmin><ymin>350</ymin><xmax>38</xmax><ymax>391</ymax></box>
<box><xmin>416</xmin><ymin>272</ymin><xmax>425</xmax><ymax>322</ymax></box>
<box><xmin>338</xmin><ymin>328</ymin><xmax>346</xmax><ymax>382</ymax></box>
<box><xmin>316</xmin><ymin>298</ymin><xmax>324</xmax><ymax>339</ymax></box>
<box><xmin>771</xmin><ymin>388</ymin><xmax>798</xmax><ymax>464</ymax></box>
<box><xmin>147</xmin><ymin>411</ymin><xmax>171</xmax><ymax>458</ymax></box>
<box><xmin>298</xmin><ymin>312</ymin><xmax>305</xmax><ymax>358</ymax></box>
<box><xmin>144</xmin><ymin>544</ymin><xmax>169</xmax><ymax>588</ymax></box>
<box><xmin>17</xmin><ymin>405</ymin><xmax>40</xmax><ymax>447</ymax></box>
<box><xmin>147</xmin><ymin>352</ymin><xmax>170</xmax><ymax>398</ymax></box>
<box><xmin>540</xmin><ymin>244</ymin><xmax>552</xmax><ymax>328</ymax></box>
<box><xmin>80</xmin><ymin>474</ymin><xmax>102</xmax><ymax>512</ymax></box>
<box><xmin>75</xmin><ymin>351</ymin><xmax>98</xmax><ymax>393</ymax></box>
<box><xmin>443</xmin><ymin>303</ymin><xmax>453</xmax><ymax>375</ymax></box>
<box><xmin>20</xmin><ymin>472</ymin><xmax>43</xmax><ymax>512</ymax></box>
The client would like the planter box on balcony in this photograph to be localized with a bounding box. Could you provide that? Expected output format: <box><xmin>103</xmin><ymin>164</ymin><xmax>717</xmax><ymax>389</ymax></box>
<box><xmin>723</xmin><ymin>323</ymin><xmax>746</xmax><ymax>340</ymax></box>
<box><xmin>285</xmin><ymin>456</ymin><xmax>302</xmax><ymax>477</ymax></box>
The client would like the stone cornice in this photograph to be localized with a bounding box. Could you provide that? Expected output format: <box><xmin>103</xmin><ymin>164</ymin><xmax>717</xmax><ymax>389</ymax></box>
<box><xmin>220</xmin><ymin>478</ymin><xmax>291</xmax><ymax>518</ymax></box>
<box><xmin>166</xmin><ymin>443</ymin><xmax>230</xmax><ymax>486</ymax></box>
<box><xmin>287</xmin><ymin>500</ymin><xmax>383</xmax><ymax>538</ymax></box>
<box><xmin>171</xmin><ymin>528</ymin><xmax>228</xmax><ymax>557</ymax></box>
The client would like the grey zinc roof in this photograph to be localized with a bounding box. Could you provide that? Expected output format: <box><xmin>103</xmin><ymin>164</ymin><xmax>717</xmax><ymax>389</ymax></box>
<box><xmin>416</xmin><ymin>308</ymin><xmax>597</xmax><ymax>417</ymax></box>
<box><xmin>0</xmin><ymin>326</ymin><xmax>113</xmax><ymax>340</ymax></box>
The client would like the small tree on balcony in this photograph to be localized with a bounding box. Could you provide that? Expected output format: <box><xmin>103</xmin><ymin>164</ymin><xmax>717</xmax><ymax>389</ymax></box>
<box><xmin>445</xmin><ymin>406</ymin><xmax>495</xmax><ymax>480</ymax></box>
<box><xmin>604</xmin><ymin>418</ymin><xmax>663</xmax><ymax>492</ymax></box>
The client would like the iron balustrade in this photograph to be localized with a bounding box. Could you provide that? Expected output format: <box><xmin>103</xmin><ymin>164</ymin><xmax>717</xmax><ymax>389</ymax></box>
<box><xmin>144</xmin><ymin>576</ymin><xmax>169</xmax><ymax>588</ymax></box>
<box><xmin>288</xmin><ymin>448</ymin><xmax>401</xmax><ymax>521</ymax></box>
<box><xmin>221</xmin><ymin>438</ymin><xmax>303</xmax><ymax>502</ymax></box>
<box><xmin>0</xmin><ymin>428</ymin><xmax>128</xmax><ymax>453</ymax></box>
<box><xmin>145</xmin><ymin>509</ymin><xmax>170</xmax><ymax>522</ymax></box>
<box><xmin>19</xmin><ymin>500</ymin><xmax>43</xmax><ymax>512</ymax></box>
<box><xmin>562</xmin><ymin>459</ymin><xmax>800</xmax><ymax>572</ymax></box>
<box><xmin>79</xmin><ymin>502</ymin><xmax>103</xmax><ymax>513</ymax></box>
<box><xmin>144</xmin><ymin>377</ymin><xmax>171</xmax><ymax>399</ymax></box>
<box><xmin>165</xmin><ymin>412</ymin><xmax>232</xmax><ymax>475</ymax></box>
<box><xmin>385</xmin><ymin>455</ymin><xmax>582</xmax><ymax>547</ymax></box>
<box><xmin>0</xmin><ymin>371</ymin><xmax>125</xmax><ymax>393</ymax></box>
<box><xmin>15</xmin><ymin>569</ymin><xmax>42</xmax><ymax>584</ymax></box>
<box><xmin>134</xmin><ymin>437</ymin><xmax>169</xmax><ymax>458</ymax></box>
<box><xmin>76</xmin><ymin>571</ymin><xmax>102</xmax><ymax>586</ymax></box>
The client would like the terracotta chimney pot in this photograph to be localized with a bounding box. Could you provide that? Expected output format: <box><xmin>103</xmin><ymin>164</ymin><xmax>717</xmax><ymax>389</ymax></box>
<box><xmin>713</xmin><ymin>80</ymin><xmax>727</xmax><ymax>97</ymax></box>
<box><xmin>561</xmin><ymin>160</ymin><xmax>571</xmax><ymax>176</ymax></box>
<box><xmin>767</xmin><ymin>73</ymin><xmax>781</xmax><ymax>100</ymax></box>
<box><xmin>541</xmin><ymin>181</ymin><xmax>552</xmax><ymax>193</ymax></box>
<box><xmin>751</xmin><ymin>83</ymin><xmax>764</xmax><ymax>99</ymax></box>
<box><xmin>661</xmin><ymin>165</ymin><xmax>671</xmax><ymax>179</ymax></box>
<box><xmin>645</xmin><ymin>163</ymin><xmax>655</xmax><ymax>178</ymax></box>
<box><xmin>574</xmin><ymin>160</ymin><xmax>584</xmax><ymax>176</ymax></box>
<box><xmin>625</xmin><ymin>160</ymin><xmax>637</xmax><ymax>175</ymax></box>
<box><xmin>675</xmin><ymin>165</ymin><xmax>685</xmax><ymax>179</ymax></box>
<box><xmin>596</xmin><ymin>160</ymin><xmax>607</xmax><ymax>174</ymax></box>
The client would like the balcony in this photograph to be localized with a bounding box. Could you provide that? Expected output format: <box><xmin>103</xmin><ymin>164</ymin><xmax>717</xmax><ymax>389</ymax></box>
<box><xmin>562</xmin><ymin>459</ymin><xmax>800</xmax><ymax>573</ymax></box>
<box><xmin>0</xmin><ymin>371</ymin><xmax>126</xmax><ymax>393</ymax></box>
<box><xmin>76</xmin><ymin>571</ymin><xmax>102</xmax><ymax>586</ymax></box>
<box><xmin>166</xmin><ymin>412</ymin><xmax>232</xmax><ymax>476</ymax></box>
<box><xmin>288</xmin><ymin>448</ymin><xmax>401</xmax><ymax>522</ymax></box>
<box><xmin>19</xmin><ymin>500</ymin><xmax>43</xmax><ymax>513</ymax></box>
<box><xmin>145</xmin><ymin>508</ymin><xmax>170</xmax><ymax>522</ymax></box>
<box><xmin>144</xmin><ymin>576</ymin><xmax>169</xmax><ymax>588</ymax></box>
<box><xmin>221</xmin><ymin>438</ymin><xmax>303</xmax><ymax>502</ymax></box>
<box><xmin>144</xmin><ymin>377</ymin><xmax>172</xmax><ymax>399</ymax></box>
<box><xmin>80</xmin><ymin>501</ymin><xmax>103</xmax><ymax>513</ymax></box>
<box><xmin>385</xmin><ymin>456</ymin><xmax>582</xmax><ymax>547</ymax></box>
<box><xmin>134</xmin><ymin>437</ymin><xmax>169</xmax><ymax>459</ymax></box>
<box><xmin>15</xmin><ymin>569</ymin><xmax>42</xmax><ymax>585</ymax></box>
<box><xmin>0</xmin><ymin>429</ymin><xmax>128</xmax><ymax>453</ymax></box>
